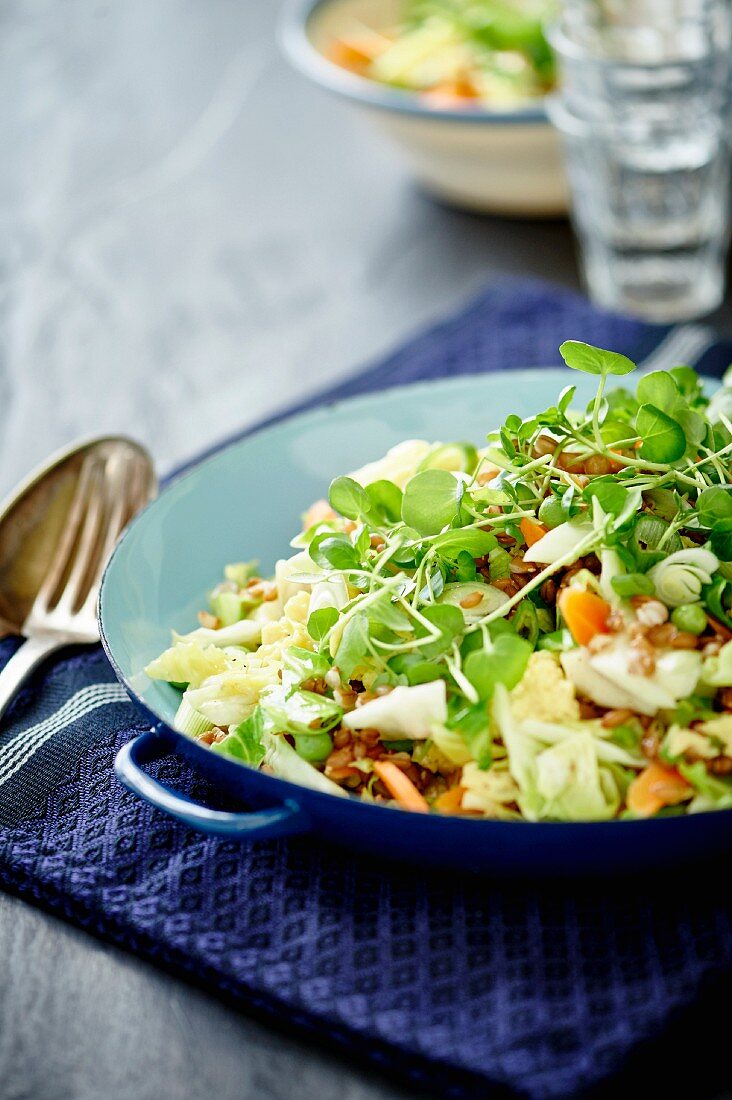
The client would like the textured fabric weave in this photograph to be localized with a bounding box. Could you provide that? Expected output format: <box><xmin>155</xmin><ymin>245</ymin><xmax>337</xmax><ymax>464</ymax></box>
<box><xmin>1</xmin><ymin>278</ymin><xmax>731</xmax><ymax>1100</ymax></box>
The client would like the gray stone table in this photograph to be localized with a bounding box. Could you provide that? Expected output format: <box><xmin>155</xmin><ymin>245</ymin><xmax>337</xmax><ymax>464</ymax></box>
<box><xmin>1</xmin><ymin>2</ymin><xmax>732</xmax><ymax>1099</ymax></box>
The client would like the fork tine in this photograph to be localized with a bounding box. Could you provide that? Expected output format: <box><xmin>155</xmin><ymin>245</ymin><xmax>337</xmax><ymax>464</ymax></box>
<box><xmin>79</xmin><ymin>451</ymin><xmax>150</xmax><ymax>619</ymax></box>
<box><xmin>54</xmin><ymin>458</ymin><xmax>107</xmax><ymax>614</ymax></box>
<box><xmin>29</xmin><ymin>454</ymin><xmax>101</xmax><ymax>619</ymax></box>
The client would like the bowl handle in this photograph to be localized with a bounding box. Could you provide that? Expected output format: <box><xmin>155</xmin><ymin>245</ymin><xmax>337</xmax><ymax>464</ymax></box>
<box><xmin>114</xmin><ymin>729</ymin><xmax>309</xmax><ymax>839</ymax></box>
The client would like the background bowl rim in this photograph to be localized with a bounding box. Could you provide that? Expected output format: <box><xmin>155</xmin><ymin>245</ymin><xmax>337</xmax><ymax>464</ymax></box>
<box><xmin>279</xmin><ymin>0</ymin><xmax>550</xmax><ymax>125</ymax></box>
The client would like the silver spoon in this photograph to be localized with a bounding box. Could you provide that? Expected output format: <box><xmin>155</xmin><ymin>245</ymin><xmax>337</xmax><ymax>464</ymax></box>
<box><xmin>0</xmin><ymin>437</ymin><xmax>156</xmax><ymax>723</ymax></box>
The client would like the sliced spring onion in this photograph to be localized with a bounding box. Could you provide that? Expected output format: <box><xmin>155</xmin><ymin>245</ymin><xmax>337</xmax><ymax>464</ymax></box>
<box><xmin>174</xmin><ymin>695</ymin><xmax>214</xmax><ymax>738</ymax></box>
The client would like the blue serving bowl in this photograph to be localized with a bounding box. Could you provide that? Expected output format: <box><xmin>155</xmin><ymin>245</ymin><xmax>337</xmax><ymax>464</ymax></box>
<box><xmin>279</xmin><ymin>0</ymin><xmax>568</xmax><ymax>216</ymax></box>
<box><xmin>101</xmin><ymin>371</ymin><xmax>732</xmax><ymax>875</ymax></box>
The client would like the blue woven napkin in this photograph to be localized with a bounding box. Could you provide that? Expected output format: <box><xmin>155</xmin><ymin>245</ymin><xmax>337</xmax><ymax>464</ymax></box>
<box><xmin>1</xmin><ymin>277</ymin><xmax>731</xmax><ymax>1100</ymax></box>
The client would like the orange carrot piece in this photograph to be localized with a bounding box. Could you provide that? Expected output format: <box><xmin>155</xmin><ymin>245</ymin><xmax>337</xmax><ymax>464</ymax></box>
<box><xmin>421</xmin><ymin>81</ymin><xmax>479</xmax><ymax>108</ymax></box>
<box><xmin>627</xmin><ymin>762</ymin><xmax>692</xmax><ymax>818</ymax></box>
<box><xmin>302</xmin><ymin>498</ymin><xmax>337</xmax><ymax>531</ymax></box>
<box><xmin>433</xmin><ymin>786</ymin><xmax>465</xmax><ymax>814</ymax></box>
<box><xmin>558</xmin><ymin>588</ymin><xmax>612</xmax><ymax>647</ymax></box>
<box><xmin>373</xmin><ymin>760</ymin><xmax>429</xmax><ymax>813</ymax></box>
<box><xmin>520</xmin><ymin>517</ymin><xmax>549</xmax><ymax>547</ymax></box>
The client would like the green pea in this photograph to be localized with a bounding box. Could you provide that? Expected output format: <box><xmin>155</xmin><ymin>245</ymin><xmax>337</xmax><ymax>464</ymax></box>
<box><xmin>538</xmin><ymin>496</ymin><xmax>565</xmax><ymax>530</ymax></box>
<box><xmin>293</xmin><ymin>731</ymin><xmax>333</xmax><ymax>762</ymax></box>
<box><xmin>670</xmin><ymin>603</ymin><xmax>707</xmax><ymax>635</ymax></box>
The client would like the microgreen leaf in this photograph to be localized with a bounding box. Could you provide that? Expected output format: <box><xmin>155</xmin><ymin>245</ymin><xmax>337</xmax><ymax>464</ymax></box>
<box><xmin>611</xmin><ymin>573</ymin><xmax>655</xmax><ymax>598</ymax></box>
<box><xmin>710</xmin><ymin>519</ymin><xmax>732</xmax><ymax>562</ymax></box>
<box><xmin>636</xmin><ymin>370</ymin><xmax>678</xmax><ymax>411</ymax></box>
<box><xmin>464</xmin><ymin>635</ymin><xmax>532</xmax><ymax>699</ymax></box>
<box><xmin>559</xmin><ymin>341</ymin><xmax>636</xmax><ymax>376</ymax></box>
<box><xmin>414</xmin><ymin>604</ymin><xmax>464</xmax><ymax>658</ymax></box>
<box><xmin>401</xmin><ymin>470</ymin><xmax>464</xmax><ymax>536</ymax></box>
<box><xmin>636</xmin><ymin>403</ymin><xmax>686</xmax><ymax>463</ymax></box>
<box><xmin>697</xmin><ymin>487</ymin><xmax>732</xmax><ymax>527</ymax></box>
<box><xmin>328</xmin><ymin>476</ymin><xmax>371</xmax><ymax>520</ymax></box>
<box><xmin>389</xmin><ymin>654</ymin><xmax>443</xmax><ymax>685</ymax></box>
<box><xmin>307</xmin><ymin>606</ymin><xmax>338</xmax><ymax>641</ymax></box>
<box><xmin>309</xmin><ymin>532</ymin><xmax>360</xmax><ymax>571</ymax></box>
<box><xmin>365</xmin><ymin>479</ymin><xmax>403</xmax><ymax>523</ymax></box>
<box><xmin>432</xmin><ymin>527</ymin><xmax>497</xmax><ymax>559</ymax></box>
<box><xmin>334</xmin><ymin>613</ymin><xmax>371</xmax><ymax>680</ymax></box>
<box><xmin>557</xmin><ymin>384</ymin><xmax>576</xmax><ymax>414</ymax></box>
<box><xmin>454</xmin><ymin>550</ymin><xmax>477</xmax><ymax>582</ymax></box>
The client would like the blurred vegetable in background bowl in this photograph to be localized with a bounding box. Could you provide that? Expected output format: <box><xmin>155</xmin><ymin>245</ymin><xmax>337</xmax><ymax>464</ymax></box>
<box><xmin>281</xmin><ymin>0</ymin><xmax>568</xmax><ymax>215</ymax></box>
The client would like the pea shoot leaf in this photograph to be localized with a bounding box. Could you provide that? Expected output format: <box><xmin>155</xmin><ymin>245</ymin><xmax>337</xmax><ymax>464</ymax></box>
<box><xmin>432</xmin><ymin>527</ymin><xmax>497</xmax><ymax>559</ymax></box>
<box><xmin>306</xmin><ymin>607</ymin><xmax>339</xmax><ymax>641</ymax></box>
<box><xmin>309</xmin><ymin>532</ymin><xmax>360</xmax><ymax>571</ymax></box>
<box><xmin>559</xmin><ymin>341</ymin><xmax>636</xmax><ymax>377</ymax></box>
<box><xmin>328</xmin><ymin>476</ymin><xmax>371</xmax><ymax>520</ymax></box>
<box><xmin>413</xmin><ymin>603</ymin><xmax>464</xmax><ymax>659</ymax></box>
<box><xmin>697</xmin><ymin>486</ymin><xmax>732</xmax><ymax>527</ymax></box>
<box><xmin>401</xmin><ymin>469</ymin><xmax>464</xmax><ymax>535</ymax></box>
<box><xmin>636</xmin><ymin>403</ymin><xmax>686</xmax><ymax>463</ymax></box>
<box><xmin>365</xmin><ymin>479</ymin><xmax>403</xmax><ymax>523</ymax></box>
<box><xmin>464</xmin><ymin>635</ymin><xmax>532</xmax><ymax>700</ymax></box>
<box><xmin>636</xmin><ymin>370</ymin><xmax>678</xmax><ymax>411</ymax></box>
<box><xmin>334</xmin><ymin>613</ymin><xmax>371</xmax><ymax>680</ymax></box>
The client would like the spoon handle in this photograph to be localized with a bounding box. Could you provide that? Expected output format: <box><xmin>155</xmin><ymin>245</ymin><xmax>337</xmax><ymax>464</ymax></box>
<box><xmin>0</xmin><ymin>634</ymin><xmax>64</xmax><ymax>724</ymax></box>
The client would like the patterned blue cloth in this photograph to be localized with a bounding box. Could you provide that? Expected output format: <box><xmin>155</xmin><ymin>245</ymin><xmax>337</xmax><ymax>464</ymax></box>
<box><xmin>1</xmin><ymin>278</ymin><xmax>731</xmax><ymax>1100</ymax></box>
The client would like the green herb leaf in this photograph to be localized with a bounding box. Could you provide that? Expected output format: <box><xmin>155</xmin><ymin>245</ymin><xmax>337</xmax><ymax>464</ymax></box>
<box><xmin>431</xmin><ymin>527</ymin><xmax>497</xmax><ymax>559</ymax></box>
<box><xmin>365</xmin><ymin>479</ymin><xmax>403</xmax><ymax>523</ymax></box>
<box><xmin>710</xmin><ymin>518</ymin><xmax>732</xmax><ymax>562</ymax></box>
<box><xmin>464</xmin><ymin>635</ymin><xmax>532</xmax><ymax>700</ymax></box>
<box><xmin>307</xmin><ymin>606</ymin><xmax>339</xmax><ymax>641</ymax></box>
<box><xmin>309</xmin><ymin>531</ymin><xmax>360</xmax><ymax>571</ymax></box>
<box><xmin>611</xmin><ymin>573</ymin><xmax>655</xmax><ymax>598</ymax></box>
<box><xmin>636</xmin><ymin>370</ymin><xmax>678</xmax><ymax>411</ymax></box>
<box><xmin>697</xmin><ymin>486</ymin><xmax>732</xmax><ymax>527</ymax></box>
<box><xmin>557</xmin><ymin>384</ymin><xmax>576</xmax><ymax>414</ymax></box>
<box><xmin>328</xmin><ymin>475</ymin><xmax>371</xmax><ymax>520</ymax></box>
<box><xmin>389</xmin><ymin>653</ymin><xmax>444</xmax><ymax>685</ymax></box>
<box><xmin>334</xmin><ymin>613</ymin><xmax>371</xmax><ymax>680</ymax></box>
<box><xmin>414</xmin><ymin>603</ymin><xmax>465</xmax><ymax>659</ymax></box>
<box><xmin>401</xmin><ymin>469</ymin><xmax>464</xmax><ymax>536</ymax></box>
<box><xmin>454</xmin><ymin>550</ymin><xmax>477</xmax><ymax>582</ymax></box>
<box><xmin>636</xmin><ymin>403</ymin><xmax>686</xmax><ymax>463</ymax></box>
<box><xmin>559</xmin><ymin>341</ymin><xmax>636</xmax><ymax>377</ymax></box>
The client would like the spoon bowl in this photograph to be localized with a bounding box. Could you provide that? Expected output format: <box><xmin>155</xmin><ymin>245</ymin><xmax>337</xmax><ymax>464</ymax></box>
<box><xmin>0</xmin><ymin>436</ymin><xmax>156</xmax><ymax>722</ymax></box>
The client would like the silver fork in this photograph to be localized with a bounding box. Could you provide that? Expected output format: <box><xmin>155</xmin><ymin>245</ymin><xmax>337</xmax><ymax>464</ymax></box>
<box><xmin>0</xmin><ymin>440</ymin><xmax>155</xmax><ymax>723</ymax></box>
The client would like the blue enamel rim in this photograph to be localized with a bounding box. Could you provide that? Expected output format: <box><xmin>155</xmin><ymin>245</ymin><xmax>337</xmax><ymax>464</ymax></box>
<box><xmin>99</xmin><ymin>371</ymin><xmax>732</xmax><ymax>847</ymax></box>
<box><xmin>279</xmin><ymin>0</ymin><xmax>549</xmax><ymax>125</ymax></box>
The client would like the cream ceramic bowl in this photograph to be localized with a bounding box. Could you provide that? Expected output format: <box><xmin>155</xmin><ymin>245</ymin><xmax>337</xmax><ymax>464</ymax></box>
<box><xmin>280</xmin><ymin>0</ymin><xmax>568</xmax><ymax>216</ymax></box>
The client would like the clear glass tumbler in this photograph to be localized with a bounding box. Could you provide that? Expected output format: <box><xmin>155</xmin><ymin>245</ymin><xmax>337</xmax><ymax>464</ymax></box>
<box><xmin>547</xmin><ymin>1</ymin><xmax>732</xmax><ymax>322</ymax></box>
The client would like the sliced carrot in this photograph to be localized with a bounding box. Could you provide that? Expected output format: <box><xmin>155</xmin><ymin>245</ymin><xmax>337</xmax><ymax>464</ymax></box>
<box><xmin>558</xmin><ymin>588</ymin><xmax>612</xmax><ymax>647</ymax></box>
<box><xmin>373</xmin><ymin>760</ymin><xmax>429</xmax><ymax>813</ymax></box>
<box><xmin>421</xmin><ymin>81</ymin><xmax>479</xmax><ymax>108</ymax></box>
<box><xmin>433</xmin><ymin>786</ymin><xmax>465</xmax><ymax>814</ymax></box>
<box><xmin>302</xmin><ymin>498</ymin><xmax>337</xmax><ymax>531</ymax></box>
<box><xmin>520</xmin><ymin>517</ymin><xmax>549</xmax><ymax>547</ymax></box>
<box><xmin>627</xmin><ymin>762</ymin><xmax>692</xmax><ymax>818</ymax></box>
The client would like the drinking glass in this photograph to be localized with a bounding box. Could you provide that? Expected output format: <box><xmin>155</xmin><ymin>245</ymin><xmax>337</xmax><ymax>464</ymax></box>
<box><xmin>547</xmin><ymin>1</ymin><xmax>732</xmax><ymax>322</ymax></box>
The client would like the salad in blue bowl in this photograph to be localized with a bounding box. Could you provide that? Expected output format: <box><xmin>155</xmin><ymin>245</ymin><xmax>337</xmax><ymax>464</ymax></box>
<box><xmin>143</xmin><ymin>342</ymin><xmax>732</xmax><ymax>825</ymax></box>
